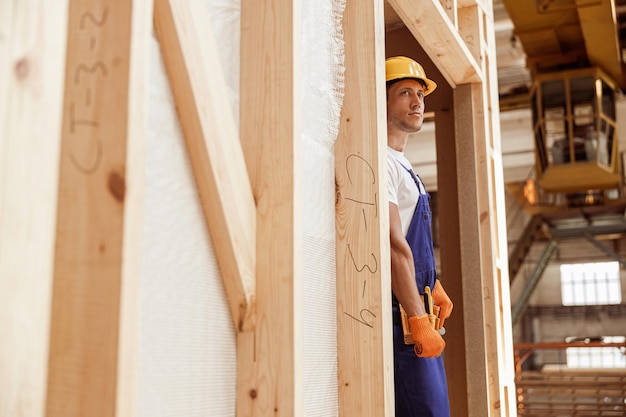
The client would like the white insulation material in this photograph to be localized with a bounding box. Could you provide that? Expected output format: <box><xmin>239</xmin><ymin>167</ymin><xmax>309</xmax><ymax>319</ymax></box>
<box><xmin>301</xmin><ymin>0</ymin><xmax>345</xmax><ymax>416</ymax></box>
<box><xmin>137</xmin><ymin>0</ymin><xmax>345</xmax><ymax>415</ymax></box>
<box><xmin>137</xmin><ymin>37</ymin><xmax>236</xmax><ymax>417</ymax></box>
<box><xmin>138</xmin><ymin>33</ymin><xmax>236</xmax><ymax>417</ymax></box>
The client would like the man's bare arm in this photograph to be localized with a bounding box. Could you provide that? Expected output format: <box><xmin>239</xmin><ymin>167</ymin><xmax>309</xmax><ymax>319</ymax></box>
<box><xmin>389</xmin><ymin>202</ymin><xmax>426</xmax><ymax>317</ymax></box>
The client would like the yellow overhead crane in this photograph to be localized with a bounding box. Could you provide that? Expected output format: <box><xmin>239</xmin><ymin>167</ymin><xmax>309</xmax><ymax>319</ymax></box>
<box><xmin>531</xmin><ymin>67</ymin><xmax>622</xmax><ymax>198</ymax></box>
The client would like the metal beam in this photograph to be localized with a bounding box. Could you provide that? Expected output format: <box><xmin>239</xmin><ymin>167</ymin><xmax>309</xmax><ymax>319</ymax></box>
<box><xmin>549</xmin><ymin>222</ymin><xmax>626</xmax><ymax>238</ymax></box>
<box><xmin>512</xmin><ymin>239</ymin><xmax>558</xmax><ymax>325</ymax></box>
<box><xmin>581</xmin><ymin>231</ymin><xmax>626</xmax><ymax>268</ymax></box>
<box><xmin>576</xmin><ymin>0</ymin><xmax>623</xmax><ymax>85</ymax></box>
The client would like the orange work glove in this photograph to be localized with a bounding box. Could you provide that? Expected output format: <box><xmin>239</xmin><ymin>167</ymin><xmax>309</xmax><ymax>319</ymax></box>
<box><xmin>433</xmin><ymin>279</ymin><xmax>453</xmax><ymax>329</ymax></box>
<box><xmin>408</xmin><ymin>315</ymin><xmax>445</xmax><ymax>358</ymax></box>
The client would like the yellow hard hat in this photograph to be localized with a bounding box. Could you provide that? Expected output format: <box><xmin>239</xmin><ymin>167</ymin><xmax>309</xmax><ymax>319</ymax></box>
<box><xmin>385</xmin><ymin>56</ymin><xmax>437</xmax><ymax>96</ymax></box>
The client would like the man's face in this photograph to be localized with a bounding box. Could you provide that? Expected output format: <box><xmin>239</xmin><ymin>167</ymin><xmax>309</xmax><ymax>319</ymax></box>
<box><xmin>386</xmin><ymin>79</ymin><xmax>426</xmax><ymax>134</ymax></box>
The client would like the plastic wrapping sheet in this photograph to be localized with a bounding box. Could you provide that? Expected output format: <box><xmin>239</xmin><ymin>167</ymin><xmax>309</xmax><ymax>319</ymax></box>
<box><xmin>137</xmin><ymin>37</ymin><xmax>236</xmax><ymax>417</ymax></box>
<box><xmin>302</xmin><ymin>0</ymin><xmax>345</xmax><ymax>151</ymax></box>
<box><xmin>205</xmin><ymin>0</ymin><xmax>241</xmax><ymax>128</ymax></box>
<box><xmin>301</xmin><ymin>135</ymin><xmax>339</xmax><ymax>416</ymax></box>
<box><xmin>301</xmin><ymin>1</ymin><xmax>345</xmax><ymax>416</ymax></box>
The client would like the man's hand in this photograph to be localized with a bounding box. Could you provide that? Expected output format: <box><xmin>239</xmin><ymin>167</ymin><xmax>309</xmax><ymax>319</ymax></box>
<box><xmin>408</xmin><ymin>315</ymin><xmax>445</xmax><ymax>357</ymax></box>
<box><xmin>433</xmin><ymin>279</ymin><xmax>453</xmax><ymax>329</ymax></box>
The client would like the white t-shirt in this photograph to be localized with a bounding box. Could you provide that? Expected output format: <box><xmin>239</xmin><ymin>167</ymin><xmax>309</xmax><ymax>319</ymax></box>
<box><xmin>387</xmin><ymin>147</ymin><xmax>426</xmax><ymax>236</ymax></box>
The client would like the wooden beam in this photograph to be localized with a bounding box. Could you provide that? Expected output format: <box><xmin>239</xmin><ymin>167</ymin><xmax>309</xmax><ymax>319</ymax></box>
<box><xmin>154</xmin><ymin>0</ymin><xmax>256</xmax><ymax>332</ymax></box>
<box><xmin>452</xmin><ymin>83</ymin><xmax>491</xmax><ymax>417</ymax></box>
<box><xmin>486</xmin><ymin>8</ymin><xmax>524</xmax><ymax>415</ymax></box>
<box><xmin>116</xmin><ymin>0</ymin><xmax>152</xmax><ymax>416</ymax></box>
<box><xmin>0</xmin><ymin>1</ymin><xmax>68</xmax><ymax>416</ymax></box>
<box><xmin>386</xmin><ymin>0</ymin><xmax>482</xmax><ymax>87</ymax></box>
<box><xmin>433</xmin><ymin>107</ymin><xmax>473</xmax><ymax>417</ymax></box>
<box><xmin>457</xmin><ymin>5</ymin><xmax>481</xmax><ymax>66</ymax></box>
<box><xmin>336</xmin><ymin>1</ymin><xmax>394</xmax><ymax>416</ymax></box>
<box><xmin>46</xmin><ymin>1</ymin><xmax>134</xmax><ymax>416</ymax></box>
<box><xmin>239</xmin><ymin>0</ymin><xmax>302</xmax><ymax>416</ymax></box>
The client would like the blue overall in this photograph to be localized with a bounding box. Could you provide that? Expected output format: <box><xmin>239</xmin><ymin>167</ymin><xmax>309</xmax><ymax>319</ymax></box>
<box><xmin>392</xmin><ymin>167</ymin><xmax>450</xmax><ymax>417</ymax></box>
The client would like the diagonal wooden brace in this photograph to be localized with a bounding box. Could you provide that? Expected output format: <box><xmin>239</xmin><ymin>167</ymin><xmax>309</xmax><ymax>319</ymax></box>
<box><xmin>154</xmin><ymin>0</ymin><xmax>256</xmax><ymax>332</ymax></box>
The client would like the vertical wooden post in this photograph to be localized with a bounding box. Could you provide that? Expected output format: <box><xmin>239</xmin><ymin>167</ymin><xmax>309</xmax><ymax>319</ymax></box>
<box><xmin>116</xmin><ymin>1</ymin><xmax>152</xmax><ymax>416</ymax></box>
<box><xmin>0</xmin><ymin>1</ymin><xmax>68</xmax><ymax>416</ymax></box>
<box><xmin>239</xmin><ymin>0</ymin><xmax>302</xmax><ymax>416</ymax></box>
<box><xmin>45</xmin><ymin>1</ymin><xmax>143</xmax><ymax>416</ymax></box>
<box><xmin>479</xmin><ymin>5</ymin><xmax>518</xmax><ymax>414</ymax></box>
<box><xmin>433</xmin><ymin>107</ymin><xmax>473</xmax><ymax>417</ymax></box>
<box><xmin>449</xmin><ymin>83</ymin><xmax>491</xmax><ymax>417</ymax></box>
<box><xmin>336</xmin><ymin>0</ymin><xmax>394</xmax><ymax>416</ymax></box>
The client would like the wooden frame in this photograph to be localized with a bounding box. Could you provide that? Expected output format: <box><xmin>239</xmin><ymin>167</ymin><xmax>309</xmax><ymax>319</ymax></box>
<box><xmin>384</xmin><ymin>1</ymin><xmax>517</xmax><ymax>416</ymax></box>
<box><xmin>387</xmin><ymin>0</ymin><xmax>482</xmax><ymax>86</ymax></box>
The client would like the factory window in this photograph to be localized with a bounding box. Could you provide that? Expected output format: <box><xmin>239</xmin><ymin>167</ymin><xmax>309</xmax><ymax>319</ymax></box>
<box><xmin>560</xmin><ymin>261</ymin><xmax>622</xmax><ymax>306</ymax></box>
<box><xmin>566</xmin><ymin>336</ymin><xmax>626</xmax><ymax>369</ymax></box>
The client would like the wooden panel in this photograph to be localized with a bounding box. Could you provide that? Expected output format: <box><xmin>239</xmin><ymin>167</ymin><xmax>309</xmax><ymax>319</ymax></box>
<box><xmin>336</xmin><ymin>1</ymin><xmax>394</xmax><ymax>416</ymax></box>
<box><xmin>46</xmin><ymin>1</ymin><xmax>134</xmax><ymax>416</ymax></box>
<box><xmin>239</xmin><ymin>0</ymin><xmax>302</xmax><ymax>416</ymax></box>
<box><xmin>0</xmin><ymin>1</ymin><xmax>68</xmax><ymax>416</ymax></box>
<box><xmin>154</xmin><ymin>0</ymin><xmax>256</xmax><ymax>332</ymax></box>
<box><xmin>387</xmin><ymin>0</ymin><xmax>482</xmax><ymax>86</ymax></box>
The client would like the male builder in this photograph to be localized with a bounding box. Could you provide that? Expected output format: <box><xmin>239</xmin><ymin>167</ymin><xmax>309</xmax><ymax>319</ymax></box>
<box><xmin>386</xmin><ymin>56</ymin><xmax>454</xmax><ymax>417</ymax></box>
